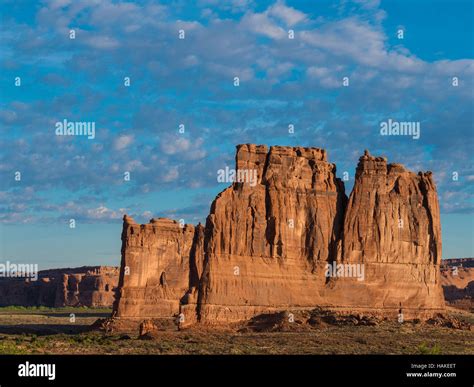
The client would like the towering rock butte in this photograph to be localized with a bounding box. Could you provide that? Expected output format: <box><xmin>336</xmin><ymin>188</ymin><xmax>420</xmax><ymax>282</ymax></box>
<box><xmin>325</xmin><ymin>150</ymin><xmax>444</xmax><ymax>314</ymax></box>
<box><xmin>114</xmin><ymin>216</ymin><xmax>204</xmax><ymax>319</ymax></box>
<box><xmin>191</xmin><ymin>144</ymin><xmax>347</xmax><ymax>323</ymax></box>
<box><xmin>113</xmin><ymin>144</ymin><xmax>445</xmax><ymax>325</ymax></box>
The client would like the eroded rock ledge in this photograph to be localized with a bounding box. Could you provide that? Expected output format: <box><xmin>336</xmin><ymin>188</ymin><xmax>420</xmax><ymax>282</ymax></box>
<box><xmin>113</xmin><ymin>144</ymin><xmax>445</xmax><ymax>325</ymax></box>
<box><xmin>0</xmin><ymin>266</ymin><xmax>118</xmax><ymax>308</ymax></box>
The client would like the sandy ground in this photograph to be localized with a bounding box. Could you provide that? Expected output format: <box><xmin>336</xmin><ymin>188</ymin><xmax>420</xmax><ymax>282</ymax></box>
<box><xmin>0</xmin><ymin>307</ymin><xmax>472</xmax><ymax>355</ymax></box>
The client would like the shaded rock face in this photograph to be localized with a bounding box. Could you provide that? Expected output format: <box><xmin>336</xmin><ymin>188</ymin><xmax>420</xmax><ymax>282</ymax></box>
<box><xmin>324</xmin><ymin>151</ymin><xmax>445</xmax><ymax>313</ymax></box>
<box><xmin>113</xmin><ymin>218</ymin><xmax>204</xmax><ymax>318</ymax></box>
<box><xmin>113</xmin><ymin>144</ymin><xmax>445</xmax><ymax>324</ymax></box>
<box><xmin>0</xmin><ymin>267</ymin><xmax>118</xmax><ymax>308</ymax></box>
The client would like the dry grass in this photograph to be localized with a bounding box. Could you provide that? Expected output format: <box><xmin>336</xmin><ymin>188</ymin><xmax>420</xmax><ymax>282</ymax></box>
<box><xmin>0</xmin><ymin>307</ymin><xmax>472</xmax><ymax>355</ymax></box>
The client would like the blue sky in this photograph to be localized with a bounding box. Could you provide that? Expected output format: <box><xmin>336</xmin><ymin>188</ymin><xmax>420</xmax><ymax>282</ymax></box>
<box><xmin>0</xmin><ymin>0</ymin><xmax>473</xmax><ymax>268</ymax></box>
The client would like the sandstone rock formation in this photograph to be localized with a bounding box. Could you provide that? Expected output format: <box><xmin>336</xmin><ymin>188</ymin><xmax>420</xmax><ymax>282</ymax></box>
<box><xmin>193</xmin><ymin>144</ymin><xmax>347</xmax><ymax>323</ymax></box>
<box><xmin>112</xmin><ymin>144</ymin><xmax>446</xmax><ymax>325</ymax></box>
<box><xmin>113</xmin><ymin>217</ymin><xmax>204</xmax><ymax>319</ymax></box>
<box><xmin>323</xmin><ymin>150</ymin><xmax>445</xmax><ymax>315</ymax></box>
<box><xmin>441</xmin><ymin>258</ymin><xmax>473</xmax><ymax>311</ymax></box>
<box><xmin>0</xmin><ymin>266</ymin><xmax>118</xmax><ymax>308</ymax></box>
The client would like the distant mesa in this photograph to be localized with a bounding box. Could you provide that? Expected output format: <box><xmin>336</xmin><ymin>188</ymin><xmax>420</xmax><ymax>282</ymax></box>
<box><xmin>0</xmin><ymin>266</ymin><xmax>118</xmax><ymax>308</ymax></box>
<box><xmin>440</xmin><ymin>258</ymin><xmax>474</xmax><ymax>311</ymax></box>
<box><xmin>112</xmin><ymin>144</ymin><xmax>446</xmax><ymax>325</ymax></box>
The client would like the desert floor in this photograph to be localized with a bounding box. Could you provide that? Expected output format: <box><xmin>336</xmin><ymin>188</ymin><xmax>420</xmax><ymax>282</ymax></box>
<box><xmin>0</xmin><ymin>307</ymin><xmax>472</xmax><ymax>355</ymax></box>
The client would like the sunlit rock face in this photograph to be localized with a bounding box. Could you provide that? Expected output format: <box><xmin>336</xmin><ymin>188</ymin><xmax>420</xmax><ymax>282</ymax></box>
<box><xmin>114</xmin><ymin>216</ymin><xmax>204</xmax><ymax>319</ymax></box>
<box><xmin>325</xmin><ymin>150</ymin><xmax>444</xmax><ymax>316</ymax></box>
<box><xmin>196</xmin><ymin>144</ymin><xmax>347</xmax><ymax>323</ymax></box>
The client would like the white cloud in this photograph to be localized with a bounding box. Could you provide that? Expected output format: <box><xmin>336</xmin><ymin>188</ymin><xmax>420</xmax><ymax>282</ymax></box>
<box><xmin>113</xmin><ymin>135</ymin><xmax>134</xmax><ymax>151</ymax></box>
<box><xmin>306</xmin><ymin>66</ymin><xmax>340</xmax><ymax>88</ymax></box>
<box><xmin>268</xmin><ymin>0</ymin><xmax>307</xmax><ymax>26</ymax></box>
<box><xmin>124</xmin><ymin>159</ymin><xmax>145</xmax><ymax>172</ymax></box>
<box><xmin>84</xmin><ymin>35</ymin><xmax>119</xmax><ymax>49</ymax></box>
<box><xmin>47</xmin><ymin>0</ymin><xmax>72</xmax><ymax>10</ymax></box>
<box><xmin>353</xmin><ymin>0</ymin><xmax>381</xmax><ymax>10</ymax></box>
<box><xmin>161</xmin><ymin>136</ymin><xmax>192</xmax><ymax>155</ymax></box>
<box><xmin>162</xmin><ymin>166</ymin><xmax>179</xmax><ymax>182</ymax></box>
<box><xmin>160</xmin><ymin>136</ymin><xmax>207</xmax><ymax>160</ymax></box>
<box><xmin>86</xmin><ymin>205</ymin><xmax>121</xmax><ymax>220</ymax></box>
<box><xmin>240</xmin><ymin>12</ymin><xmax>286</xmax><ymax>39</ymax></box>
